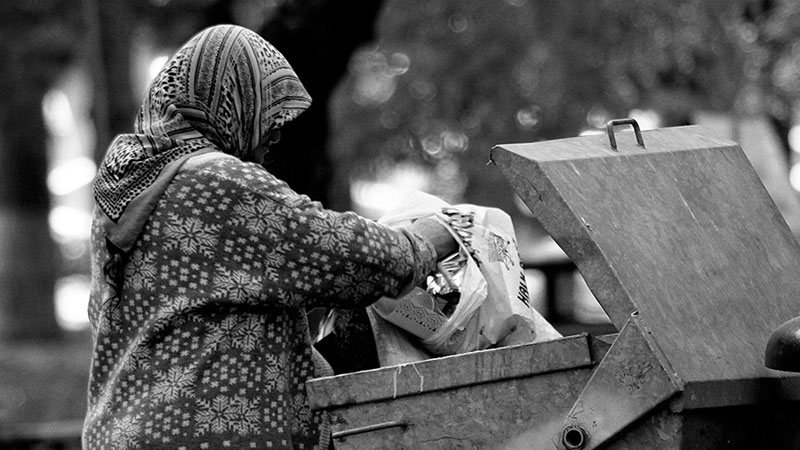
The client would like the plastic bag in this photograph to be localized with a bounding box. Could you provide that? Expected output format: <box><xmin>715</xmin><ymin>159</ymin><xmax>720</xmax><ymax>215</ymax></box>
<box><xmin>371</xmin><ymin>190</ymin><xmax>559</xmax><ymax>355</ymax></box>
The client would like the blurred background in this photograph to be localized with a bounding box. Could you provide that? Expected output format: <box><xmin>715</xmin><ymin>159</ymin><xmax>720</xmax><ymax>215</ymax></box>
<box><xmin>4</xmin><ymin>0</ymin><xmax>800</xmax><ymax>446</ymax></box>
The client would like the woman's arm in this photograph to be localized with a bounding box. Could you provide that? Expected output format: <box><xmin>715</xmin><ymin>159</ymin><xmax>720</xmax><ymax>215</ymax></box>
<box><xmin>209</xmin><ymin>160</ymin><xmax>449</xmax><ymax>309</ymax></box>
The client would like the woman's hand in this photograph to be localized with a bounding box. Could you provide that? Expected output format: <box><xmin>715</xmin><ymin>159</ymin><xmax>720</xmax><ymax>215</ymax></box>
<box><xmin>407</xmin><ymin>216</ymin><xmax>458</xmax><ymax>260</ymax></box>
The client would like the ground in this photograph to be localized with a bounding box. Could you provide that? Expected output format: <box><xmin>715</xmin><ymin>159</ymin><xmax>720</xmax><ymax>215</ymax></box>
<box><xmin>0</xmin><ymin>330</ymin><xmax>90</xmax><ymax>448</ymax></box>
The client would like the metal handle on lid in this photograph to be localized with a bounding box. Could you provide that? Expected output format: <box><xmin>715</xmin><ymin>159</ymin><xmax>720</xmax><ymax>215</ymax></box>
<box><xmin>606</xmin><ymin>118</ymin><xmax>645</xmax><ymax>150</ymax></box>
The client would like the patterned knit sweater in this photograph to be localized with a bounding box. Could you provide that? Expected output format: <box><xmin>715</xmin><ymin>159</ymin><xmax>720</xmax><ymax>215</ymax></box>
<box><xmin>82</xmin><ymin>156</ymin><xmax>436</xmax><ymax>449</ymax></box>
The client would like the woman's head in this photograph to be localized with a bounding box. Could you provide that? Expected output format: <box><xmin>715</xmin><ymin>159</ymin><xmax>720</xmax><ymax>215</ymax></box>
<box><xmin>136</xmin><ymin>24</ymin><xmax>311</xmax><ymax>162</ymax></box>
<box><xmin>93</xmin><ymin>25</ymin><xmax>311</xmax><ymax>247</ymax></box>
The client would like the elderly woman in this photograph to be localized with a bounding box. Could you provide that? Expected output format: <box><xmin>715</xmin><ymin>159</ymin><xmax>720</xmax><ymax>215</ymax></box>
<box><xmin>83</xmin><ymin>25</ymin><xmax>455</xmax><ymax>450</ymax></box>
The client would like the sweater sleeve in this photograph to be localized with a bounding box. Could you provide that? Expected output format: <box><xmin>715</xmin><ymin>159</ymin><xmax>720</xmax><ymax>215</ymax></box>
<box><xmin>204</xmin><ymin>159</ymin><xmax>438</xmax><ymax>309</ymax></box>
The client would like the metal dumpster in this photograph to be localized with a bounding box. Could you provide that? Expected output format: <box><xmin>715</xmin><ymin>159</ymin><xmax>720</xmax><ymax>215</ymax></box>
<box><xmin>307</xmin><ymin>120</ymin><xmax>800</xmax><ymax>449</ymax></box>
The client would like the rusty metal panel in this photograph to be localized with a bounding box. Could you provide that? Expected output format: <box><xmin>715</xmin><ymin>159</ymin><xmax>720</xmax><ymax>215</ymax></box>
<box><xmin>675</xmin><ymin>404</ymin><xmax>800</xmax><ymax>449</ymax></box>
<box><xmin>308</xmin><ymin>334</ymin><xmax>592</xmax><ymax>411</ymax></box>
<box><xmin>604</xmin><ymin>401</ymin><xmax>800</xmax><ymax>450</ymax></box>
<box><xmin>491</xmin><ymin>125</ymin><xmax>800</xmax><ymax>400</ymax></box>
<box><xmin>306</xmin><ymin>123</ymin><xmax>800</xmax><ymax>450</ymax></box>
<box><xmin>679</xmin><ymin>376</ymin><xmax>800</xmax><ymax>410</ymax></box>
<box><xmin>559</xmin><ymin>314</ymin><xmax>682</xmax><ymax>449</ymax></box>
<box><xmin>603</xmin><ymin>407</ymin><xmax>683</xmax><ymax>450</ymax></box>
<box><xmin>328</xmin><ymin>368</ymin><xmax>592</xmax><ymax>450</ymax></box>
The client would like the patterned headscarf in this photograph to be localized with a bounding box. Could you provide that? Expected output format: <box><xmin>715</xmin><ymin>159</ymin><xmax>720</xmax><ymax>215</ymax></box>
<box><xmin>93</xmin><ymin>25</ymin><xmax>312</xmax><ymax>251</ymax></box>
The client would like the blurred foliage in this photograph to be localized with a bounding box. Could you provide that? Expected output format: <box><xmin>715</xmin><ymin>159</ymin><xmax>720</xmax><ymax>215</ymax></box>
<box><xmin>330</xmin><ymin>0</ymin><xmax>800</xmax><ymax>214</ymax></box>
<box><xmin>1</xmin><ymin>0</ymin><xmax>800</xmax><ymax>253</ymax></box>
<box><xmin>0</xmin><ymin>1</ymin><xmax>83</xmax><ymax>341</ymax></box>
<box><xmin>256</xmin><ymin>0</ymin><xmax>386</xmax><ymax>206</ymax></box>
<box><xmin>0</xmin><ymin>1</ymin><xmax>80</xmax><ymax>93</ymax></box>
<box><xmin>0</xmin><ymin>0</ymin><xmax>82</xmax><ymax>209</ymax></box>
<box><xmin>18</xmin><ymin>0</ymin><xmax>797</xmax><ymax>216</ymax></box>
<box><xmin>5</xmin><ymin>0</ymin><xmax>800</xmax><ymax>213</ymax></box>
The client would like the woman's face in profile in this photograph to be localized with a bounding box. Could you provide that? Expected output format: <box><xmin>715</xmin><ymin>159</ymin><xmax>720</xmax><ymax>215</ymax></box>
<box><xmin>250</xmin><ymin>128</ymin><xmax>281</xmax><ymax>164</ymax></box>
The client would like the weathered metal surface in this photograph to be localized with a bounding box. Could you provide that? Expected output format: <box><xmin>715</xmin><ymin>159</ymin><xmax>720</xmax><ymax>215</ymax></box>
<box><xmin>674</xmin><ymin>403</ymin><xmax>800</xmax><ymax>450</ymax></box>
<box><xmin>587</xmin><ymin>333</ymin><xmax>616</xmax><ymax>362</ymax></box>
<box><xmin>502</xmin><ymin>400</ymin><xmax>800</xmax><ymax>450</ymax></box>
<box><xmin>328</xmin><ymin>368</ymin><xmax>593</xmax><ymax>450</ymax></box>
<box><xmin>603</xmin><ymin>401</ymin><xmax>800</xmax><ymax>450</ymax></box>
<box><xmin>308</xmin><ymin>334</ymin><xmax>592</xmax><ymax>411</ymax></box>
<box><xmin>560</xmin><ymin>314</ymin><xmax>682</xmax><ymax>449</ymax></box>
<box><xmin>305</xmin><ymin>124</ymin><xmax>800</xmax><ymax>449</ymax></box>
<box><xmin>603</xmin><ymin>407</ymin><xmax>683</xmax><ymax>450</ymax></box>
<box><xmin>491</xmin><ymin>125</ymin><xmax>800</xmax><ymax>407</ymax></box>
<box><xmin>677</xmin><ymin>375</ymin><xmax>800</xmax><ymax>410</ymax></box>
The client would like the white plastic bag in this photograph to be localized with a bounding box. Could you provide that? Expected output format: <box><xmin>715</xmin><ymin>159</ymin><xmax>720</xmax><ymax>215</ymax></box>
<box><xmin>371</xmin><ymin>190</ymin><xmax>559</xmax><ymax>355</ymax></box>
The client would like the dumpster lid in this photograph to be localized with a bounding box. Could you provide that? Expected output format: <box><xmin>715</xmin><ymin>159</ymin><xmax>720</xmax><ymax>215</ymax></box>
<box><xmin>491</xmin><ymin>123</ymin><xmax>800</xmax><ymax>387</ymax></box>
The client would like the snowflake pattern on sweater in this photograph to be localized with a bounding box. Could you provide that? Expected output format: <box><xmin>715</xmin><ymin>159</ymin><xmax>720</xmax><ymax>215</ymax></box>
<box><xmin>83</xmin><ymin>157</ymin><xmax>436</xmax><ymax>449</ymax></box>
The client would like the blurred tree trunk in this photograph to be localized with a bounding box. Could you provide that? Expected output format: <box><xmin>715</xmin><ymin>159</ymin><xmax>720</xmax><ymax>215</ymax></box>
<box><xmin>82</xmin><ymin>0</ymin><xmax>111</xmax><ymax>163</ymax></box>
<box><xmin>92</xmin><ymin>0</ymin><xmax>138</xmax><ymax>162</ymax></box>
<box><xmin>0</xmin><ymin>2</ymin><xmax>79</xmax><ymax>340</ymax></box>
<box><xmin>0</xmin><ymin>101</ymin><xmax>60</xmax><ymax>341</ymax></box>
<box><xmin>258</xmin><ymin>0</ymin><xmax>386</xmax><ymax>210</ymax></box>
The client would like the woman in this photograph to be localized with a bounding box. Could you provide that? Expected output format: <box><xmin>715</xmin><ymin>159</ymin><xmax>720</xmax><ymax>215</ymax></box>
<box><xmin>83</xmin><ymin>25</ymin><xmax>455</xmax><ymax>449</ymax></box>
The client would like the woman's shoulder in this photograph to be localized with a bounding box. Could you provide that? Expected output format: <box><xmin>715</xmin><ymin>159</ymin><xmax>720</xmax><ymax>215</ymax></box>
<box><xmin>180</xmin><ymin>153</ymin><xmax>271</xmax><ymax>185</ymax></box>
<box><xmin>174</xmin><ymin>152</ymin><xmax>303</xmax><ymax>204</ymax></box>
